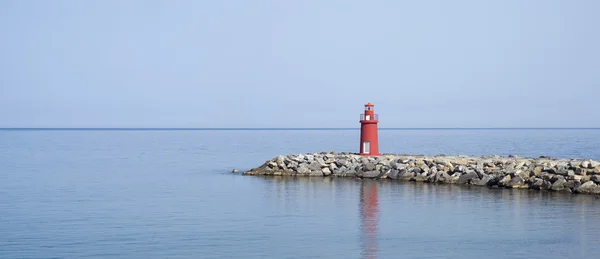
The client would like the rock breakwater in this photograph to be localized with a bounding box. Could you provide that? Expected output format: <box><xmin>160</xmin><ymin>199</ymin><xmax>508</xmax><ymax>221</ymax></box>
<box><xmin>243</xmin><ymin>152</ymin><xmax>600</xmax><ymax>195</ymax></box>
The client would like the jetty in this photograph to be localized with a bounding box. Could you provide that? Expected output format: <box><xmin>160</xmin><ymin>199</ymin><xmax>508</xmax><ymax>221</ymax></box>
<box><xmin>243</xmin><ymin>152</ymin><xmax>600</xmax><ymax>195</ymax></box>
<box><xmin>243</xmin><ymin>102</ymin><xmax>600</xmax><ymax>195</ymax></box>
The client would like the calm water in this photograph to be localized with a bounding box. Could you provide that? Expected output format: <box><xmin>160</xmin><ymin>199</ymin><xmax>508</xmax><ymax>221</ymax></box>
<box><xmin>1</xmin><ymin>129</ymin><xmax>600</xmax><ymax>259</ymax></box>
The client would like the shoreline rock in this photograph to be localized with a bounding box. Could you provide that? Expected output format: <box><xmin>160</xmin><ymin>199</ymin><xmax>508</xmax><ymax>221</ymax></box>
<box><xmin>242</xmin><ymin>152</ymin><xmax>600</xmax><ymax>195</ymax></box>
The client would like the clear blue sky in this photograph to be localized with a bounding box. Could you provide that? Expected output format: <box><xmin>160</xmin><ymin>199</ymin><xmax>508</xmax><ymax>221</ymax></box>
<box><xmin>1</xmin><ymin>0</ymin><xmax>598</xmax><ymax>128</ymax></box>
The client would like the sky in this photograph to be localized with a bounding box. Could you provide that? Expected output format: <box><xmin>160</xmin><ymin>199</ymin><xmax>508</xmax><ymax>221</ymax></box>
<box><xmin>0</xmin><ymin>0</ymin><xmax>599</xmax><ymax>128</ymax></box>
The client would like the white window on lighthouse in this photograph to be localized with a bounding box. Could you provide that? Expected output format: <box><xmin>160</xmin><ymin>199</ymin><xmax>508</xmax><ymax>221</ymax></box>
<box><xmin>363</xmin><ymin>141</ymin><xmax>370</xmax><ymax>153</ymax></box>
<box><xmin>365</xmin><ymin>114</ymin><xmax>371</xmax><ymax>120</ymax></box>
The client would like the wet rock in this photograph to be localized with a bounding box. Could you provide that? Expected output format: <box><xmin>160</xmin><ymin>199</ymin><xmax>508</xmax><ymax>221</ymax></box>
<box><xmin>551</xmin><ymin>178</ymin><xmax>567</xmax><ymax>191</ymax></box>
<box><xmin>507</xmin><ymin>176</ymin><xmax>528</xmax><ymax>189</ymax></box>
<box><xmin>388</xmin><ymin>169</ymin><xmax>400</xmax><ymax>180</ymax></box>
<box><xmin>380</xmin><ymin>169</ymin><xmax>392</xmax><ymax>179</ymax></box>
<box><xmin>414</xmin><ymin>174</ymin><xmax>427</xmax><ymax>182</ymax></box>
<box><xmin>322</xmin><ymin>167</ymin><xmax>332</xmax><ymax>176</ymax></box>
<box><xmin>399</xmin><ymin>171</ymin><xmax>414</xmax><ymax>181</ymax></box>
<box><xmin>457</xmin><ymin>171</ymin><xmax>479</xmax><ymax>184</ymax></box>
<box><xmin>448</xmin><ymin>173</ymin><xmax>461</xmax><ymax>184</ymax></box>
<box><xmin>474</xmin><ymin>175</ymin><xmax>493</xmax><ymax>186</ymax></box>
<box><xmin>564</xmin><ymin>180</ymin><xmax>580</xmax><ymax>190</ymax></box>
<box><xmin>531</xmin><ymin>178</ymin><xmax>544</xmax><ymax>189</ymax></box>
<box><xmin>575</xmin><ymin>181</ymin><xmax>600</xmax><ymax>194</ymax></box>
<box><xmin>344</xmin><ymin>169</ymin><xmax>357</xmax><ymax>177</ymax></box>
<box><xmin>541</xmin><ymin>180</ymin><xmax>552</xmax><ymax>190</ymax></box>
<box><xmin>361</xmin><ymin>170</ymin><xmax>381</xmax><ymax>179</ymax></box>
<box><xmin>426</xmin><ymin>171</ymin><xmax>438</xmax><ymax>183</ymax></box>
<box><xmin>498</xmin><ymin>175</ymin><xmax>512</xmax><ymax>187</ymax></box>
<box><xmin>436</xmin><ymin>171</ymin><xmax>452</xmax><ymax>183</ymax></box>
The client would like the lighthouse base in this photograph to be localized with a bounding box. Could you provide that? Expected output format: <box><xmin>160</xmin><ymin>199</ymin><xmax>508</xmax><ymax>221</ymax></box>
<box><xmin>360</xmin><ymin>152</ymin><xmax>381</xmax><ymax>156</ymax></box>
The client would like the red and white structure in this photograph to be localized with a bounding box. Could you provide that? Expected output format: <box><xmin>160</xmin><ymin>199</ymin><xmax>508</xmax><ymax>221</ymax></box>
<box><xmin>359</xmin><ymin>102</ymin><xmax>381</xmax><ymax>156</ymax></box>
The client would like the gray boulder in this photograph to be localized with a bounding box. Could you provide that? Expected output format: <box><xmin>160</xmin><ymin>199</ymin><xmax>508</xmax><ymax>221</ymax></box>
<box><xmin>575</xmin><ymin>181</ymin><xmax>600</xmax><ymax>194</ymax></box>
<box><xmin>364</xmin><ymin>162</ymin><xmax>376</xmax><ymax>171</ymax></box>
<box><xmin>309</xmin><ymin>162</ymin><xmax>321</xmax><ymax>171</ymax></box>
<box><xmin>564</xmin><ymin>180</ymin><xmax>580</xmax><ymax>190</ymax></box>
<box><xmin>315</xmin><ymin>157</ymin><xmax>326</xmax><ymax>166</ymax></box>
<box><xmin>287</xmin><ymin>161</ymin><xmax>299</xmax><ymax>170</ymax></box>
<box><xmin>380</xmin><ymin>169</ymin><xmax>392</xmax><ymax>179</ymax></box>
<box><xmin>414</xmin><ymin>174</ymin><xmax>427</xmax><ymax>182</ymax></box>
<box><xmin>293</xmin><ymin>154</ymin><xmax>305</xmax><ymax>162</ymax></box>
<box><xmin>531</xmin><ymin>178</ymin><xmax>544</xmax><ymax>189</ymax></box>
<box><xmin>361</xmin><ymin>170</ymin><xmax>381</xmax><ymax>179</ymax></box>
<box><xmin>308</xmin><ymin>171</ymin><xmax>323</xmax><ymax>176</ymax></box>
<box><xmin>344</xmin><ymin>169</ymin><xmax>357</xmax><ymax>177</ymax></box>
<box><xmin>388</xmin><ymin>169</ymin><xmax>400</xmax><ymax>180</ymax></box>
<box><xmin>297</xmin><ymin>164</ymin><xmax>310</xmax><ymax>174</ymax></box>
<box><xmin>498</xmin><ymin>175</ymin><xmax>512</xmax><ymax>187</ymax></box>
<box><xmin>581</xmin><ymin>161</ymin><xmax>590</xmax><ymax>168</ymax></box>
<box><xmin>457</xmin><ymin>171</ymin><xmax>479</xmax><ymax>185</ymax></box>
<box><xmin>551</xmin><ymin>178</ymin><xmax>567</xmax><ymax>191</ymax></box>
<box><xmin>473</xmin><ymin>175</ymin><xmax>493</xmax><ymax>186</ymax></box>
<box><xmin>507</xmin><ymin>176</ymin><xmax>528</xmax><ymax>189</ymax></box>
<box><xmin>329</xmin><ymin>163</ymin><xmax>338</xmax><ymax>172</ymax></box>
<box><xmin>399</xmin><ymin>171</ymin><xmax>414</xmax><ymax>181</ymax></box>
<box><xmin>517</xmin><ymin>170</ymin><xmax>530</xmax><ymax>179</ymax></box>
<box><xmin>555</xmin><ymin>167</ymin><xmax>569</xmax><ymax>176</ymax></box>
<box><xmin>335</xmin><ymin>159</ymin><xmax>348</xmax><ymax>167</ymax></box>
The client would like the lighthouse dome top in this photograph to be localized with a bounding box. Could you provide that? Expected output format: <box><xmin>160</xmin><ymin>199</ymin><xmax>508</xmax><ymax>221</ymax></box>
<box><xmin>364</xmin><ymin>102</ymin><xmax>374</xmax><ymax>107</ymax></box>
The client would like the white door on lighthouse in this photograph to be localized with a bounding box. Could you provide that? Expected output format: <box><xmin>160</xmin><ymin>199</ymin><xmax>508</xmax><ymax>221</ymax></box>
<box><xmin>363</xmin><ymin>141</ymin><xmax>370</xmax><ymax>153</ymax></box>
<box><xmin>365</xmin><ymin>115</ymin><xmax>371</xmax><ymax>120</ymax></box>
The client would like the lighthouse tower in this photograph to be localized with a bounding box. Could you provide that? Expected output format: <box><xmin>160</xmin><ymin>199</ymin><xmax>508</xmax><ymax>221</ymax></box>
<box><xmin>359</xmin><ymin>102</ymin><xmax>380</xmax><ymax>156</ymax></box>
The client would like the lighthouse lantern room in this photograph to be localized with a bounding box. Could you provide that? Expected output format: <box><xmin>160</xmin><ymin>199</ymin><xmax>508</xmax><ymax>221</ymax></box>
<box><xmin>359</xmin><ymin>102</ymin><xmax>381</xmax><ymax>156</ymax></box>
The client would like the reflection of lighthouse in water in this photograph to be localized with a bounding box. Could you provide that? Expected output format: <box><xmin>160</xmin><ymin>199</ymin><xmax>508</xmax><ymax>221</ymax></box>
<box><xmin>359</xmin><ymin>181</ymin><xmax>379</xmax><ymax>259</ymax></box>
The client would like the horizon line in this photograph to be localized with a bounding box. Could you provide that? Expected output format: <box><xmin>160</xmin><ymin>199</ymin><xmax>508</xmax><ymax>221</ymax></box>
<box><xmin>1</xmin><ymin>127</ymin><xmax>600</xmax><ymax>131</ymax></box>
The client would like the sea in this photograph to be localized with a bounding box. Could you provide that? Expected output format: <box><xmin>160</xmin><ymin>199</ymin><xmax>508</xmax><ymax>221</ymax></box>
<box><xmin>1</xmin><ymin>128</ymin><xmax>599</xmax><ymax>259</ymax></box>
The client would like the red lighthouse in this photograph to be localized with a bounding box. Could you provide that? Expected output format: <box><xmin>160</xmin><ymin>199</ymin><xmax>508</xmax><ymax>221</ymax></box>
<box><xmin>359</xmin><ymin>102</ymin><xmax>380</xmax><ymax>156</ymax></box>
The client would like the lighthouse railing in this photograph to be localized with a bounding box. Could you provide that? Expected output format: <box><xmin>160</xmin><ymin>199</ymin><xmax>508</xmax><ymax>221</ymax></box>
<box><xmin>360</xmin><ymin>114</ymin><xmax>379</xmax><ymax>121</ymax></box>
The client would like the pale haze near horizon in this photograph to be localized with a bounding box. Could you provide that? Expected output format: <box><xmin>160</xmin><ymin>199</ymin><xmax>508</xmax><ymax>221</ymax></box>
<box><xmin>0</xmin><ymin>0</ymin><xmax>598</xmax><ymax>128</ymax></box>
